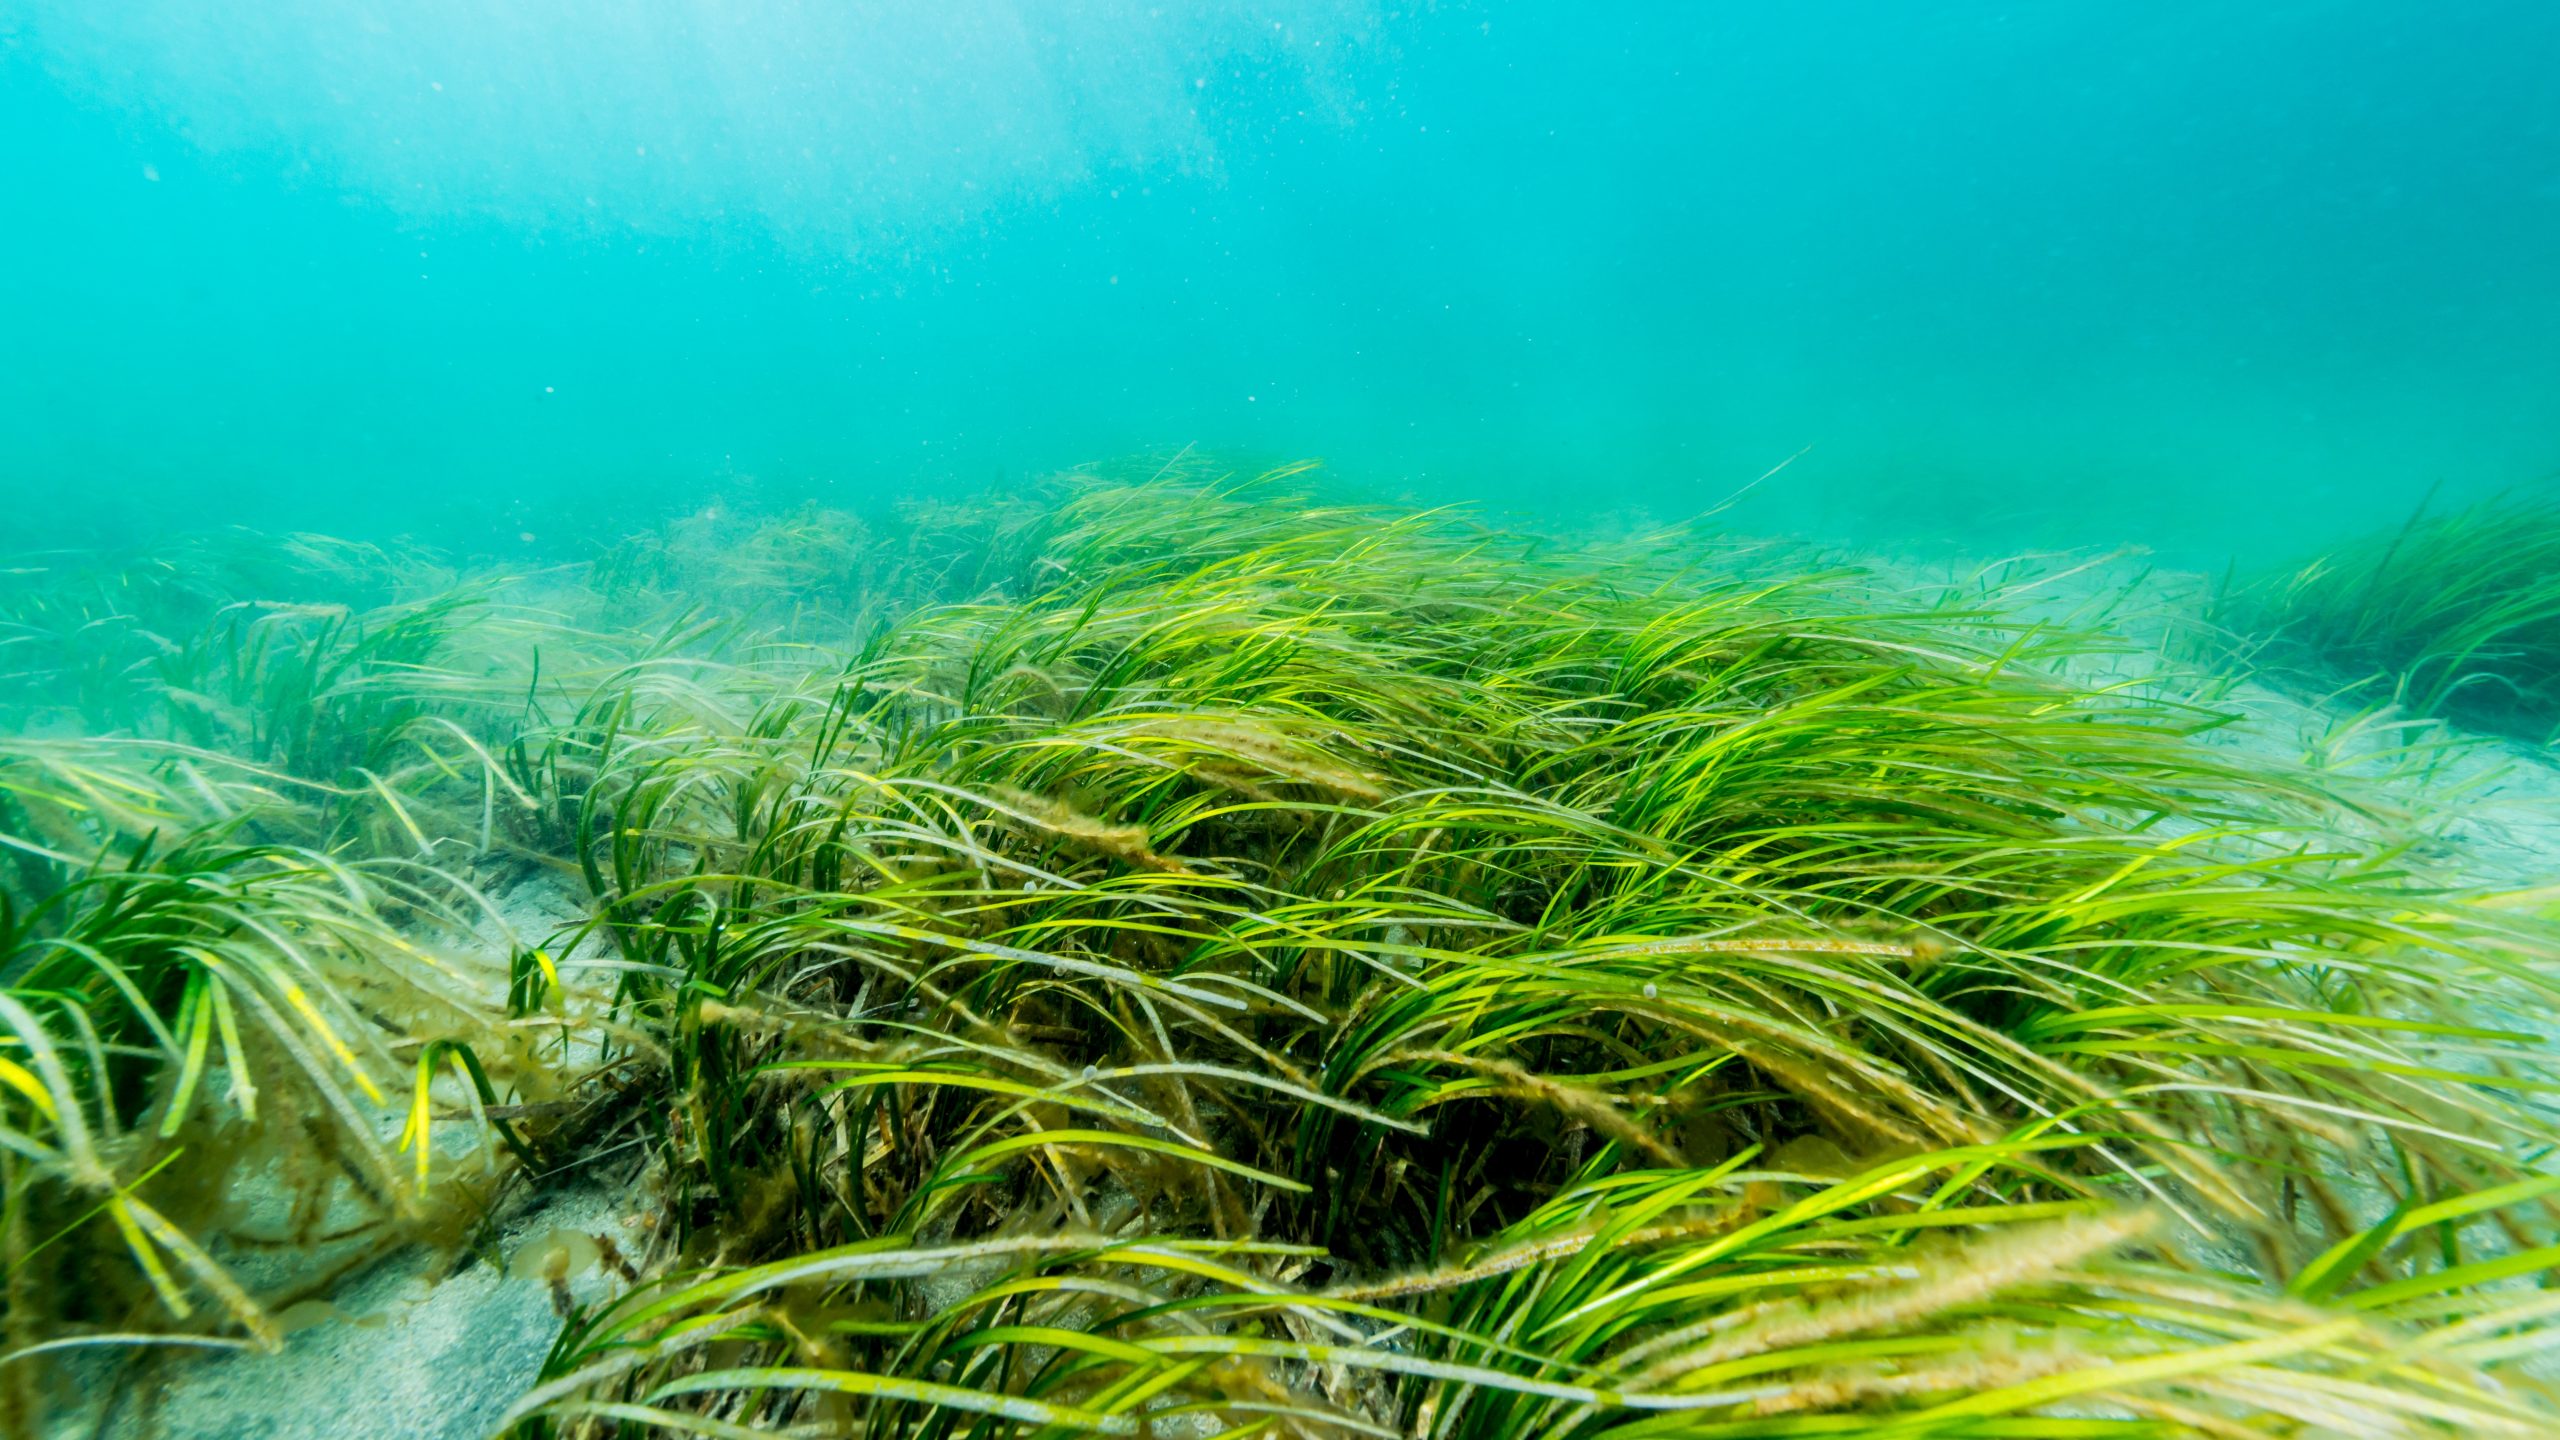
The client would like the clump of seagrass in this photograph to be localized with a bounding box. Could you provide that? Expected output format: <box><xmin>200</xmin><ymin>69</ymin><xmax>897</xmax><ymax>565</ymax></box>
<box><xmin>2221</xmin><ymin>489</ymin><xmax>2560</xmax><ymax>738</ymax></box>
<box><xmin>501</xmin><ymin>467</ymin><xmax>2560</xmax><ymax>1438</ymax></box>
<box><xmin>0</xmin><ymin>747</ymin><xmax>552</xmax><ymax>1434</ymax></box>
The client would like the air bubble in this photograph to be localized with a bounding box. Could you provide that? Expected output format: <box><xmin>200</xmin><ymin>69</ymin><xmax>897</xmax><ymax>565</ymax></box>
<box><xmin>1641</xmin><ymin>982</ymin><xmax>1658</xmax><ymax>999</ymax></box>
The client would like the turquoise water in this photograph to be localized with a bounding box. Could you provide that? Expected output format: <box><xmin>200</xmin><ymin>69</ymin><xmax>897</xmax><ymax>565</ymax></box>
<box><xmin>4</xmin><ymin>1</ymin><xmax>2556</xmax><ymax>559</ymax></box>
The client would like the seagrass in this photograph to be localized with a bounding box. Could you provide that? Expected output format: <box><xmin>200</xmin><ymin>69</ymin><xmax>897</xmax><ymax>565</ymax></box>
<box><xmin>3</xmin><ymin>462</ymin><xmax>2554</xmax><ymax>1437</ymax></box>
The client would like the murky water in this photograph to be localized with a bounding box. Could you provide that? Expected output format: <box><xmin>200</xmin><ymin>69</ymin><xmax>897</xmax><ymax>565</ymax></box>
<box><xmin>5</xmin><ymin>2</ymin><xmax>2555</xmax><ymax>555</ymax></box>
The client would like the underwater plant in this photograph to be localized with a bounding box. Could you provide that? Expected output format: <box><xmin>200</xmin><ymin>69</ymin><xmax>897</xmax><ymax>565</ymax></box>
<box><xmin>0</xmin><ymin>746</ymin><xmax>541</xmax><ymax>1440</ymax></box>
<box><xmin>5</xmin><ymin>465</ymin><xmax>2558</xmax><ymax>1437</ymax></box>
<box><xmin>2222</xmin><ymin>490</ymin><xmax>2560</xmax><ymax>740</ymax></box>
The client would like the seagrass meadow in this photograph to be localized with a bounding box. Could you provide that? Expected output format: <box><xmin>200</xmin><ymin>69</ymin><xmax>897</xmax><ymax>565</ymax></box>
<box><xmin>3</xmin><ymin>464</ymin><xmax>2559</xmax><ymax>1439</ymax></box>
